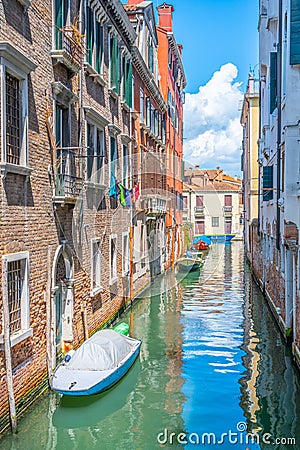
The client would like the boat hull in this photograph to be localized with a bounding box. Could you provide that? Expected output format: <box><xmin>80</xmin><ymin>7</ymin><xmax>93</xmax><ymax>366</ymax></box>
<box><xmin>178</xmin><ymin>263</ymin><xmax>200</xmax><ymax>272</ymax></box>
<box><xmin>51</xmin><ymin>338</ymin><xmax>141</xmax><ymax>396</ymax></box>
<box><xmin>193</xmin><ymin>234</ymin><xmax>235</xmax><ymax>244</ymax></box>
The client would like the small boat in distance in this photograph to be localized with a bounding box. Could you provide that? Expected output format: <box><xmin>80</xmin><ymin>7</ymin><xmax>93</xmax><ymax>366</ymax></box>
<box><xmin>51</xmin><ymin>329</ymin><xmax>141</xmax><ymax>396</ymax></box>
<box><xmin>177</xmin><ymin>251</ymin><xmax>203</xmax><ymax>272</ymax></box>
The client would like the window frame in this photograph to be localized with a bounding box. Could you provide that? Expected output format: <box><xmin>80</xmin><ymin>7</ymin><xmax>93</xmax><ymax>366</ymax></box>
<box><xmin>110</xmin><ymin>234</ymin><xmax>118</xmax><ymax>284</ymax></box>
<box><xmin>1</xmin><ymin>251</ymin><xmax>32</xmax><ymax>347</ymax></box>
<box><xmin>91</xmin><ymin>238</ymin><xmax>102</xmax><ymax>296</ymax></box>
<box><xmin>0</xmin><ymin>43</ymin><xmax>36</xmax><ymax>176</ymax></box>
<box><xmin>212</xmin><ymin>217</ymin><xmax>219</xmax><ymax>228</ymax></box>
<box><xmin>122</xmin><ymin>232</ymin><xmax>130</xmax><ymax>276</ymax></box>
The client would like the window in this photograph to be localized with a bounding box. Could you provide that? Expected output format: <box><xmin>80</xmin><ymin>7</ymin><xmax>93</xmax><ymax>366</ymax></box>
<box><xmin>270</xmin><ymin>52</ymin><xmax>277</xmax><ymax>113</ymax></box>
<box><xmin>146</xmin><ymin>97</ymin><xmax>151</xmax><ymax>128</ymax></box>
<box><xmin>122</xmin><ymin>145</ymin><xmax>129</xmax><ymax>187</ymax></box>
<box><xmin>0</xmin><ymin>43</ymin><xmax>36</xmax><ymax>174</ymax></box>
<box><xmin>109</xmin><ymin>35</ymin><xmax>119</xmax><ymax>94</ymax></box>
<box><xmin>183</xmin><ymin>195</ymin><xmax>188</xmax><ymax>209</ymax></box>
<box><xmin>6</xmin><ymin>73</ymin><xmax>20</xmax><ymax>165</ymax></box>
<box><xmin>290</xmin><ymin>0</ymin><xmax>300</xmax><ymax>64</ymax></box>
<box><xmin>140</xmin><ymin>89</ymin><xmax>144</xmax><ymax>123</ymax></box>
<box><xmin>195</xmin><ymin>221</ymin><xmax>205</xmax><ymax>234</ymax></box>
<box><xmin>224</xmin><ymin>195</ymin><xmax>232</xmax><ymax>206</ymax></box>
<box><xmin>122</xmin><ymin>232</ymin><xmax>129</xmax><ymax>275</ymax></box>
<box><xmin>212</xmin><ymin>217</ymin><xmax>219</xmax><ymax>227</ymax></box>
<box><xmin>121</xmin><ymin>56</ymin><xmax>132</xmax><ymax>108</ymax></box>
<box><xmin>91</xmin><ymin>239</ymin><xmax>102</xmax><ymax>295</ymax></box>
<box><xmin>110</xmin><ymin>136</ymin><xmax>117</xmax><ymax>189</ymax></box>
<box><xmin>54</xmin><ymin>0</ymin><xmax>69</xmax><ymax>50</ymax></box>
<box><xmin>196</xmin><ymin>195</ymin><xmax>203</xmax><ymax>206</ymax></box>
<box><xmin>263</xmin><ymin>165</ymin><xmax>273</xmax><ymax>201</ymax></box>
<box><xmin>86</xmin><ymin>6</ymin><xmax>104</xmax><ymax>73</ymax></box>
<box><xmin>148</xmin><ymin>39</ymin><xmax>154</xmax><ymax>73</ymax></box>
<box><xmin>2</xmin><ymin>252</ymin><xmax>32</xmax><ymax>346</ymax></box>
<box><xmin>87</xmin><ymin>122</ymin><xmax>105</xmax><ymax>185</ymax></box>
<box><xmin>110</xmin><ymin>235</ymin><xmax>118</xmax><ymax>283</ymax></box>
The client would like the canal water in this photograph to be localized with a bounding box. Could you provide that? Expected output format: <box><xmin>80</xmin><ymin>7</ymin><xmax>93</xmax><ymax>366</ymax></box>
<box><xmin>1</xmin><ymin>242</ymin><xmax>300</xmax><ymax>449</ymax></box>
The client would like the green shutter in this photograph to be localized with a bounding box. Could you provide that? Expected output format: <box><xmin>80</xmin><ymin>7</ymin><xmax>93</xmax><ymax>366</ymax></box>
<box><xmin>270</xmin><ymin>52</ymin><xmax>277</xmax><ymax>113</ymax></box>
<box><xmin>86</xmin><ymin>7</ymin><xmax>94</xmax><ymax>66</ymax></box>
<box><xmin>55</xmin><ymin>0</ymin><xmax>67</xmax><ymax>50</ymax></box>
<box><xmin>263</xmin><ymin>165</ymin><xmax>273</xmax><ymax>201</ymax></box>
<box><xmin>87</xmin><ymin>123</ymin><xmax>93</xmax><ymax>180</ymax></box>
<box><xmin>126</xmin><ymin>60</ymin><xmax>132</xmax><ymax>108</ymax></box>
<box><xmin>96</xmin><ymin>22</ymin><xmax>103</xmax><ymax>73</ymax></box>
<box><xmin>110</xmin><ymin>37</ymin><xmax>119</xmax><ymax>92</ymax></box>
<box><xmin>148</xmin><ymin>43</ymin><xmax>154</xmax><ymax>73</ymax></box>
<box><xmin>291</xmin><ymin>0</ymin><xmax>300</xmax><ymax>64</ymax></box>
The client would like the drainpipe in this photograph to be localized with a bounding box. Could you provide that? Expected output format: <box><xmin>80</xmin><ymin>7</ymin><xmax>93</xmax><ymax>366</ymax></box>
<box><xmin>276</xmin><ymin>0</ymin><xmax>283</xmax><ymax>250</ymax></box>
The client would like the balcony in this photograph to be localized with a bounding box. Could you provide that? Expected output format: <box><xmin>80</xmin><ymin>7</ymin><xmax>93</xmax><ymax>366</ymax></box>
<box><xmin>53</xmin><ymin>149</ymin><xmax>82</xmax><ymax>205</ymax></box>
<box><xmin>144</xmin><ymin>197</ymin><xmax>166</xmax><ymax>216</ymax></box>
<box><xmin>51</xmin><ymin>26</ymin><xmax>84</xmax><ymax>73</ymax></box>
<box><xmin>223</xmin><ymin>205</ymin><xmax>233</xmax><ymax>217</ymax></box>
<box><xmin>54</xmin><ymin>173</ymin><xmax>82</xmax><ymax>205</ymax></box>
<box><xmin>194</xmin><ymin>205</ymin><xmax>205</xmax><ymax>217</ymax></box>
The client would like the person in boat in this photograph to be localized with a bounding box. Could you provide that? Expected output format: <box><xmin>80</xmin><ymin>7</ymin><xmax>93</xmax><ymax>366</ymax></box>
<box><xmin>186</xmin><ymin>250</ymin><xmax>193</xmax><ymax>258</ymax></box>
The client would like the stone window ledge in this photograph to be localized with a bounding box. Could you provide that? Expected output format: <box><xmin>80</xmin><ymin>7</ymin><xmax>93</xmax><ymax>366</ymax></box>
<box><xmin>84</xmin><ymin>62</ymin><xmax>105</xmax><ymax>87</ymax></box>
<box><xmin>109</xmin><ymin>276</ymin><xmax>118</xmax><ymax>286</ymax></box>
<box><xmin>0</xmin><ymin>162</ymin><xmax>33</xmax><ymax>178</ymax></box>
<box><xmin>90</xmin><ymin>286</ymin><xmax>103</xmax><ymax>298</ymax></box>
<box><xmin>85</xmin><ymin>180</ymin><xmax>106</xmax><ymax>190</ymax></box>
<box><xmin>0</xmin><ymin>328</ymin><xmax>33</xmax><ymax>348</ymax></box>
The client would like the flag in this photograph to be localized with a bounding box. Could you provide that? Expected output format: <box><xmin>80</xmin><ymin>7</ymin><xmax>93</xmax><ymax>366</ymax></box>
<box><xmin>134</xmin><ymin>182</ymin><xmax>140</xmax><ymax>201</ymax></box>
<box><xmin>109</xmin><ymin>178</ymin><xmax>120</xmax><ymax>199</ymax></box>
<box><xmin>125</xmin><ymin>189</ymin><xmax>131</xmax><ymax>207</ymax></box>
<box><xmin>118</xmin><ymin>183</ymin><xmax>126</xmax><ymax>207</ymax></box>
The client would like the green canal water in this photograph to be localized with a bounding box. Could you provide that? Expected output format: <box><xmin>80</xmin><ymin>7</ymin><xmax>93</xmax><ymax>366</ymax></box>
<box><xmin>1</xmin><ymin>242</ymin><xmax>300</xmax><ymax>449</ymax></box>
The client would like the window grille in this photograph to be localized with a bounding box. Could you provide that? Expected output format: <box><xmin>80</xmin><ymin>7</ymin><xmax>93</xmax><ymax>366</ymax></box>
<box><xmin>6</xmin><ymin>72</ymin><xmax>20</xmax><ymax>165</ymax></box>
<box><xmin>7</xmin><ymin>259</ymin><xmax>23</xmax><ymax>333</ymax></box>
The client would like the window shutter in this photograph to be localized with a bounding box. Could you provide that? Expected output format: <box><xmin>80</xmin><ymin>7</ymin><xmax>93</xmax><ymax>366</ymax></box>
<box><xmin>270</xmin><ymin>52</ymin><xmax>277</xmax><ymax>113</ymax></box>
<box><xmin>86</xmin><ymin>7</ymin><xmax>94</xmax><ymax>66</ymax></box>
<box><xmin>263</xmin><ymin>165</ymin><xmax>273</xmax><ymax>201</ymax></box>
<box><xmin>126</xmin><ymin>60</ymin><xmax>132</xmax><ymax>108</ymax></box>
<box><xmin>87</xmin><ymin>123</ymin><xmax>93</xmax><ymax>180</ymax></box>
<box><xmin>290</xmin><ymin>0</ymin><xmax>300</xmax><ymax>64</ymax></box>
<box><xmin>55</xmin><ymin>0</ymin><xmax>67</xmax><ymax>49</ymax></box>
<box><xmin>96</xmin><ymin>22</ymin><xmax>103</xmax><ymax>73</ymax></box>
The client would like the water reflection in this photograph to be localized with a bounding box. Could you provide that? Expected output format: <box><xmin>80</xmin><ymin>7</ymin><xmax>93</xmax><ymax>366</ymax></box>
<box><xmin>241</xmin><ymin>268</ymin><xmax>300</xmax><ymax>449</ymax></box>
<box><xmin>2</xmin><ymin>243</ymin><xmax>300</xmax><ymax>449</ymax></box>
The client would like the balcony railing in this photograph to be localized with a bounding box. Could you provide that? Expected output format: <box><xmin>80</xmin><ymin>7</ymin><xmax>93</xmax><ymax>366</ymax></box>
<box><xmin>51</xmin><ymin>26</ymin><xmax>84</xmax><ymax>72</ymax></box>
<box><xmin>53</xmin><ymin>148</ymin><xmax>82</xmax><ymax>204</ymax></box>
<box><xmin>194</xmin><ymin>205</ymin><xmax>205</xmax><ymax>216</ymax></box>
<box><xmin>223</xmin><ymin>205</ymin><xmax>233</xmax><ymax>216</ymax></box>
<box><xmin>144</xmin><ymin>197</ymin><xmax>166</xmax><ymax>215</ymax></box>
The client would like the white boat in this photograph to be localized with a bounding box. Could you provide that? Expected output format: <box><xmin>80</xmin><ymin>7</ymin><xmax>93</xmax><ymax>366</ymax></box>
<box><xmin>50</xmin><ymin>329</ymin><xmax>141</xmax><ymax>396</ymax></box>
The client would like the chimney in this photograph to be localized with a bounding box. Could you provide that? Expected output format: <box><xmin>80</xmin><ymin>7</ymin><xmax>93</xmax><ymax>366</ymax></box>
<box><xmin>248</xmin><ymin>72</ymin><xmax>254</xmax><ymax>94</ymax></box>
<box><xmin>177</xmin><ymin>43</ymin><xmax>183</xmax><ymax>55</ymax></box>
<box><xmin>157</xmin><ymin>3</ymin><xmax>174</xmax><ymax>31</ymax></box>
<box><xmin>127</xmin><ymin>0</ymin><xmax>142</xmax><ymax>4</ymax></box>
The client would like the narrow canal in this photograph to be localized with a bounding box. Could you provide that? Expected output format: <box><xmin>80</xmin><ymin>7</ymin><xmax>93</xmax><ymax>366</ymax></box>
<box><xmin>1</xmin><ymin>242</ymin><xmax>300</xmax><ymax>449</ymax></box>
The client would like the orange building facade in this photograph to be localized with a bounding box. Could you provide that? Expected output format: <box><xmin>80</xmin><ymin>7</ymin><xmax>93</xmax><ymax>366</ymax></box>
<box><xmin>157</xmin><ymin>3</ymin><xmax>186</xmax><ymax>268</ymax></box>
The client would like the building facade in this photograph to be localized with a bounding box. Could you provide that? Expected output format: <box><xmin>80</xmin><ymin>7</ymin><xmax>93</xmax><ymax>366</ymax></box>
<box><xmin>156</xmin><ymin>3</ymin><xmax>186</xmax><ymax>268</ymax></box>
<box><xmin>183</xmin><ymin>167</ymin><xmax>243</xmax><ymax>241</ymax></box>
<box><xmin>247</xmin><ymin>0</ymin><xmax>300</xmax><ymax>372</ymax></box>
<box><xmin>240</xmin><ymin>74</ymin><xmax>259</xmax><ymax>261</ymax></box>
<box><xmin>0</xmin><ymin>0</ymin><xmax>185</xmax><ymax>432</ymax></box>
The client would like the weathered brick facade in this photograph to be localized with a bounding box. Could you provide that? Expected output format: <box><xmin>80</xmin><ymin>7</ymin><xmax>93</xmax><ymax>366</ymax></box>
<box><xmin>0</xmin><ymin>0</ymin><xmax>162</xmax><ymax>433</ymax></box>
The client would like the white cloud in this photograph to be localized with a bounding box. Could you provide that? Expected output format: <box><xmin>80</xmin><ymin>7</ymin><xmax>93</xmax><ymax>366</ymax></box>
<box><xmin>183</xmin><ymin>63</ymin><xmax>244</xmax><ymax>176</ymax></box>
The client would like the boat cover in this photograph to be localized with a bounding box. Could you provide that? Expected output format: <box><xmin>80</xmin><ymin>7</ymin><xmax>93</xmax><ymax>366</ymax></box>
<box><xmin>66</xmin><ymin>329</ymin><xmax>137</xmax><ymax>371</ymax></box>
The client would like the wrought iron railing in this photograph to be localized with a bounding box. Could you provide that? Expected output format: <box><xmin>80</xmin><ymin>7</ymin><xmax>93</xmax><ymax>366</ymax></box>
<box><xmin>55</xmin><ymin>173</ymin><xmax>82</xmax><ymax>199</ymax></box>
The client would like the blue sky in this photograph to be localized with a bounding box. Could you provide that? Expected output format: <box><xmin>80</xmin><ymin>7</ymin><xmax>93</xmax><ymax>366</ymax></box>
<box><xmin>156</xmin><ymin>0</ymin><xmax>259</xmax><ymax>176</ymax></box>
<box><xmin>159</xmin><ymin>0</ymin><xmax>259</xmax><ymax>92</ymax></box>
